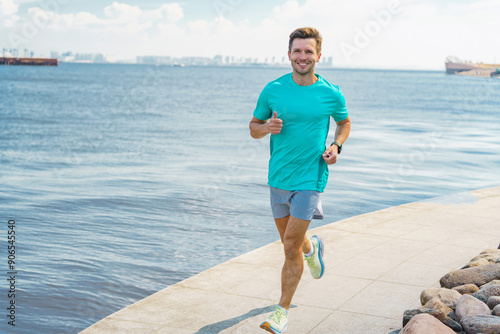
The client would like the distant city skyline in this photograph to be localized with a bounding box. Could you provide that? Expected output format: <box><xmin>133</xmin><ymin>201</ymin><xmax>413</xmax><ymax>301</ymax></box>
<box><xmin>1</xmin><ymin>0</ymin><xmax>499</xmax><ymax>70</ymax></box>
<box><xmin>1</xmin><ymin>47</ymin><xmax>335</xmax><ymax>67</ymax></box>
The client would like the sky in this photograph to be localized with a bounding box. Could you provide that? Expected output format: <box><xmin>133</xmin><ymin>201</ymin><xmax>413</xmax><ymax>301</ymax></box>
<box><xmin>1</xmin><ymin>0</ymin><xmax>499</xmax><ymax>69</ymax></box>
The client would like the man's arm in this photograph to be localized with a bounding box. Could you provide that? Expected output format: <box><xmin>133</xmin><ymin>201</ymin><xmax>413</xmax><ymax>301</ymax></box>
<box><xmin>249</xmin><ymin>111</ymin><xmax>283</xmax><ymax>139</ymax></box>
<box><xmin>322</xmin><ymin>116</ymin><xmax>351</xmax><ymax>165</ymax></box>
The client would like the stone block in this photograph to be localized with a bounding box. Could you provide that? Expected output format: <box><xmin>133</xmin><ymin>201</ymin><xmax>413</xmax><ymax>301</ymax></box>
<box><xmin>465</xmin><ymin>249</ymin><xmax>500</xmax><ymax>268</ymax></box>
<box><xmin>481</xmin><ymin>280</ymin><xmax>500</xmax><ymax>289</ymax></box>
<box><xmin>440</xmin><ymin>264</ymin><xmax>500</xmax><ymax>289</ymax></box>
<box><xmin>472</xmin><ymin>285</ymin><xmax>500</xmax><ymax>303</ymax></box>
<box><xmin>468</xmin><ymin>258</ymin><xmax>492</xmax><ymax>267</ymax></box>
<box><xmin>460</xmin><ymin>315</ymin><xmax>500</xmax><ymax>334</ymax></box>
<box><xmin>455</xmin><ymin>294</ymin><xmax>491</xmax><ymax>322</ymax></box>
<box><xmin>452</xmin><ymin>284</ymin><xmax>480</xmax><ymax>295</ymax></box>
<box><xmin>422</xmin><ymin>297</ymin><xmax>453</xmax><ymax>315</ymax></box>
<box><xmin>487</xmin><ymin>296</ymin><xmax>500</xmax><ymax>310</ymax></box>
<box><xmin>403</xmin><ymin>308</ymin><xmax>462</xmax><ymax>332</ymax></box>
<box><xmin>401</xmin><ymin>313</ymin><xmax>455</xmax><ymax>334</ymax></box>
<box><xmin>421</xmin><ymin>288</ymin><xmax>462</xmax><ymax>309</ymax></box>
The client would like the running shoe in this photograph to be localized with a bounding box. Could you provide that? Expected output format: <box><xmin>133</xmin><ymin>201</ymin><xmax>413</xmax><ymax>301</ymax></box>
<box><xmin>304</xmin><ymin>235</ymin><xmax>324</xmax><ymax>279</ymax></box>
<box><xmin>260</xmin><ymin>305</ymin><xmax>288</xmax><ymax>333</ymax></box>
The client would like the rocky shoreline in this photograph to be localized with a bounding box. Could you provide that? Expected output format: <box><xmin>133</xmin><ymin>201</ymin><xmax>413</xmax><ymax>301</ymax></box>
<box><xmin>390</xmin><ymin>247</ymin><xmax>500</xmax><ymax>334</ymax></box>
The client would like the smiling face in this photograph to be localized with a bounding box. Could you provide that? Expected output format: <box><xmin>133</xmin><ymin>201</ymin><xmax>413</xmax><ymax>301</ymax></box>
<box><xmin>288</xmin><ymin>38</ymin><xmax>321</xmax><ymax>76</ymax></box>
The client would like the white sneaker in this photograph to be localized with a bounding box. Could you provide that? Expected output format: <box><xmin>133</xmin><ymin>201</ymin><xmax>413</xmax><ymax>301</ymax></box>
<box><xmin>260</xmin><ymin>305</ymin><xmax>288</xmax><ymax>333</ymax></box>
<box><xmin>304</xmin><ymin>235</ymin><xmax>324</xmax><ymax>279</ymax></box>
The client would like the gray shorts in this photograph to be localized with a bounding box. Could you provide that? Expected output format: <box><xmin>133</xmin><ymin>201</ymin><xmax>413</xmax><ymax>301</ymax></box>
<box><xmin>270</xmin><ymin>186</ymin><xmax>324</xmax><ymax>221</ymax></box>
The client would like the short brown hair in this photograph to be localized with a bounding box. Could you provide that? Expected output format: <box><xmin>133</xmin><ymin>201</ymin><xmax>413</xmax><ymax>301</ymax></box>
<box><xmin>288</xmin><ymin>27</ymin><xmax>322</xmax><ymax>54</ymax></box>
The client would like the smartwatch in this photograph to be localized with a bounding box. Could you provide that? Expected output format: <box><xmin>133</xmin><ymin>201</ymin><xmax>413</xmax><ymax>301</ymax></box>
<box><xmin>330</xmin><ymin>141</ymin><xmax>342</xmax><ymax>154</ymax></box>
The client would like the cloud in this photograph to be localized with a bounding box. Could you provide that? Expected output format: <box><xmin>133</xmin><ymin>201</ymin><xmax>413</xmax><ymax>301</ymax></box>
<box><xmin>0</xmin><ymin>0</ymin><xmax>18</xmax><ymax>16</ymax></box>
<box><xmin>0</xmin><ymin>0</ymin><xmax>20</xmax><ymax>27</ymax></box>
<box><xmin>261</xmin><ymin>0</ymin><xmax>500</xmax><ymax>68</ymax></box>
<box><xmin>3</xmin><ymin>1</ymin><xmax>185</xmax><ymax>42</ymax></box>
<box><xmin>272</xmin><ymin>0</ymin><xmax>301</xmax><ymax>21</ymax></box>
<box><xmin>187</xmin><ymin>19</ymin><xmax>209</xmax><ymax>34</ymax></box>
<box><xmin>103</xmin><ymin>2</ymin><xmax>142</xmax><ymax>21</ymax></box>
<box><xmin>371</xmin><ymin>0</ymin><xmax>500</xmax><ymax>67</ymax></box>
<box><xmin>157</xmin><ymin>3</ymin><xmax>183</xmax><ymax>23</ymax></box>
<box><xmin>1</xmin><ymin>0</ymin><xmax>499</xmax><ymax>68</ymax></box>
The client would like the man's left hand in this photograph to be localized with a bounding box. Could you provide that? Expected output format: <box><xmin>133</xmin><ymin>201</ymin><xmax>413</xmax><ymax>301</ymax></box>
<box><xmin>322</xmin><ymin>146</ymin><xmax>338</xmax><ymax>165</ymax></box>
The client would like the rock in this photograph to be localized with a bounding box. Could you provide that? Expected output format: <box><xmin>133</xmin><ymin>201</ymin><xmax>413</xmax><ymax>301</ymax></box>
<box><xmin>455</xmin><ymin>295</ymin><xmax>491</xmax><ymax>322</ymax></box>
<box><xmin>472</xmin><ymin>284</ymin><xmax>500</xmax><ymax>303</ymax></box>
<box><xmin>421</xmin><ymin>288</ymin><xmax>462</xmax><ymax>309</ymax></box>
<box><xmin>401</xmin><ymin>313</ymin><xmax>456</xmax><ymax>334</ymax></box>
<box><xmin>396</xmin><ymin>250</ymin><xmax>500</xmax><ymax>334</ymax></box>
<box><xmin>448</xmin><ymin>310</ymin><xmax>457</xmax><ymax>321</ymax></box>
<box><xmin>477</xmin><ymin>249</ymin><xmax>500</xmax><ymax>259</ymax></box>
<box><xmin>403</xmin><ymin>308</ymin><xmax>462</xmax><ymax>332</ymax></box>
<box><xmin>479</xmin><ymin>249</ymin><xmax>500</xmax><ymax>256</ymax></box>
<box><xmin>468</xmin><ymin>258</ymin><xmax>492</xmax><ymax>267</ymax></box>
<box><xmin>403</xmin><ymin>308</ymin><xmax>435</xmax><ymax>326</ymax></box>
<box><xmin>487</xmin><ymin>296</ymin><xmax>500</xmax><ymax>309</ymax></box>
<box><xmin>464</xmin><ymin>250</ymin><xmax>500</xmax><ymax>268</ymax></box>
<box><xmin>452</xmin><ymin>284</ymin><xmax>480</xmax><ymax>295</ymax></box>
<box><xmin>440</xmin><ymin>264</ymin><xmax>500</xmax><ymax>289</ymax></box>
<box><xmin>460</xmin><ymin>315</ymin><xmax>500</xmax><ymax>334</ymax></box>
<box><xmin>422</xmin><ymin>297</ymin><xmax>453</xmax><ymax>315</ymax></box>
<box><xmin>481</xmin><ymin>280</ymin><xmax>500</xmax><ymax>289</ymax></box>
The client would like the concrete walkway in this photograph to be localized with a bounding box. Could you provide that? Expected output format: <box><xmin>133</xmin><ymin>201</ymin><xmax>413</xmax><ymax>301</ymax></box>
<box><xmin>81</xmin><ymin>186</ymin><xmax>500</xmax><ymax>334</ymax></box>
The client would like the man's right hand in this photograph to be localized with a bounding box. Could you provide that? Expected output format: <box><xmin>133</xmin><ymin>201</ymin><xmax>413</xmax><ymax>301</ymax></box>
<box><xmin>267</xmin><ymin>111</ymin><xmax>283</xmax><ymax>135</ymax></box>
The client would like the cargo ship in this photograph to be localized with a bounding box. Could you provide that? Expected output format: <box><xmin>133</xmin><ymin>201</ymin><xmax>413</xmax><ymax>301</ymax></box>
<box><xmin>445</xmin><ymin>55</ymin><xmax>499</xmax><ymax>77</ymax></box>
<box><xmin>0</xmin><ymin>57</ymin><xmax>58</xmax><ymax>66</ymax></box>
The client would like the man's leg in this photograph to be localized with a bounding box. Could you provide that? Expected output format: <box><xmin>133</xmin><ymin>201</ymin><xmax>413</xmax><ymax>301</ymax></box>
<box><xmin>275</xmin><ymin>215</ymin><xmax>311</xmax><ymax>310</ymax></box>
<box><xmin>275</xmin><ymin>215</ymin><xmax>311</xmax><ymax>255</ymax></box>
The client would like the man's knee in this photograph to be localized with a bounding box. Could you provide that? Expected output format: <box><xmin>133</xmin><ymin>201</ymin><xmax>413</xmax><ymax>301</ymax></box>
<box><xmin>282</xmin><ymin>215</ymin><xmax>310</xmax><ymax>258</ymax></box>
<box><xmin>283</xmin><ymin>237</ymin><xmax>304</xmax><ymax>259</ymax></box>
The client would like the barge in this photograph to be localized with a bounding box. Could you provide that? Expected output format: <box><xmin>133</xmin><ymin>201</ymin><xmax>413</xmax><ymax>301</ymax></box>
<box><xmin>446</xmin><ymin>55</ymin><xmax>499</xmax><ymax>77</ymax></box>
<box><xmin>0</xmin><ymin>57</ymin><xmax>58</xmax><ymax>66</ymax></box>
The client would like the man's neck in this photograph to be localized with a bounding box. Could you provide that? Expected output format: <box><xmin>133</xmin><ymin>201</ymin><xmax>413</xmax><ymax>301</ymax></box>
<box><xmin>291</xmin><ymin>71</ymin><xmax>318</xmax><ymax>86</ymax></box>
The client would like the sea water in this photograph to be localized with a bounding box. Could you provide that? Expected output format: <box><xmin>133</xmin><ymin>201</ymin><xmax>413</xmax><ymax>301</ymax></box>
<box><xmin>0</xmin><ymin>64</ymin><xmax>499</xmax><ymax>333</ymax></box>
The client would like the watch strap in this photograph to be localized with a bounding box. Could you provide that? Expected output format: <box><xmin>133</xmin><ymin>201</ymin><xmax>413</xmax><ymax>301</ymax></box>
<box><xmin>330</xmin><ymin>141</ymin><xmax>342</xmax><ymax>154</ymax></box>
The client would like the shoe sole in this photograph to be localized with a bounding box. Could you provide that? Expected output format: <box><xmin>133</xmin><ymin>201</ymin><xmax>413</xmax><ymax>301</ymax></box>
<box><xmin>260</xmin><ymin>322</ymin><xmax>287</xmax><ymax>333</ymax></box>
<box><xmin>312</xmin><ymin>235</ymin><xmax>325</xmax><ymax>279</ymax></box>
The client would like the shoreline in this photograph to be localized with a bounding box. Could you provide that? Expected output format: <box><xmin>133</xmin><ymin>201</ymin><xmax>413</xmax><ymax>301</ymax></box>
<box><xmin>81</xmin><ymin>186</ymin><xmax>500</xmax><ymax>333</ymax></box>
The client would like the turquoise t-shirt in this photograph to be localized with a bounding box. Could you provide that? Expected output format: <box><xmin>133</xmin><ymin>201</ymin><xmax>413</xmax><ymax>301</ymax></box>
<box><xmin>253</xmin><ymin>73</ymin><xmax>348</xmax><ymax>192</ymax></box>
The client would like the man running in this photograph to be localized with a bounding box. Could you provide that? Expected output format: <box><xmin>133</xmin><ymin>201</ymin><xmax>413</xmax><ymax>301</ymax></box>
<box><xmin>249</xmin><ymin>27</ymin><xmax>351</xmax><ymax>333</ymax></box>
